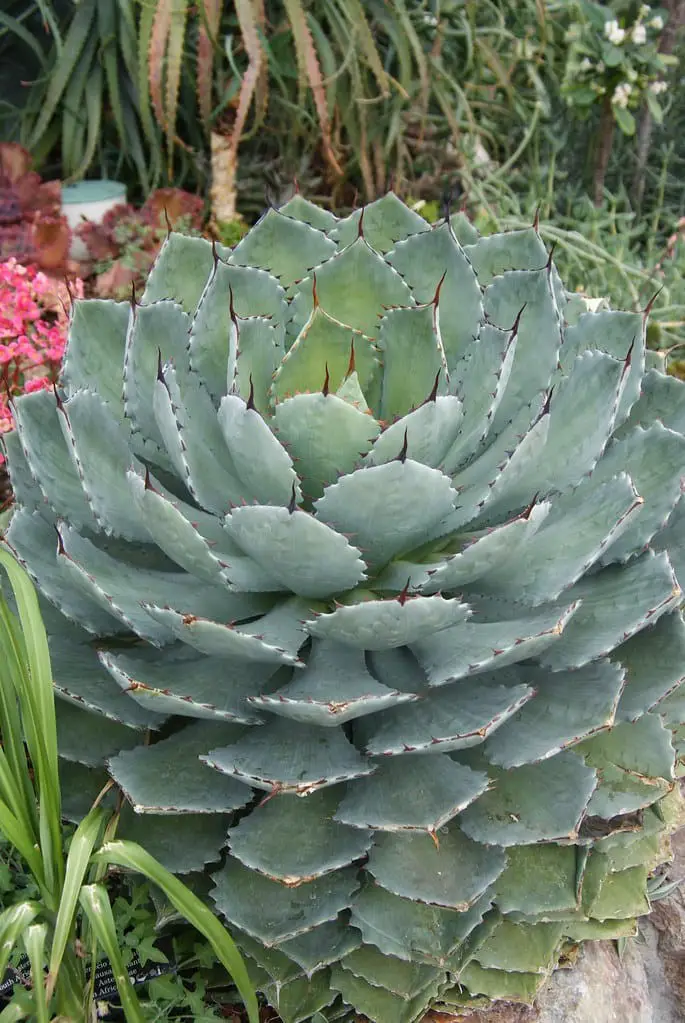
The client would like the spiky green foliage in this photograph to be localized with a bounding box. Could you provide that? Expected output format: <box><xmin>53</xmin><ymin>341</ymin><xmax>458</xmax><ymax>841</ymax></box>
<box><xmin>5</xmin><ymin>193</ymin><xmax>685</xmax><ymax>1022</ymax></box>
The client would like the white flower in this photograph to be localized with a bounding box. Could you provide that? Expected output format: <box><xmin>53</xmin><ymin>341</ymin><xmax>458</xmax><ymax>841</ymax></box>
<box><xmin>640</xmin><ymin>3</ymin><xmax>651</xmax><ymax>15</ymax></box>
<box><xmin>650</xmin><ymin>15</ymin><xmax>664</xmax><ymax>30</ymax></box>
<box><xmin>632</xmin><ymin>23</ymin><xmax>647</xmax><ymax>44</ymax></box>
<box><xmin>612</xmin><ymin>82</ymin><xmax>633</xmax><ymax>108</ymax></box>
<box><xmin>627</xmin><ymin>67</ymin><xmax>638</xmax><ymax>81</ymax></box>
<box><xmin>597</xmin><ymin>61</ymin><xmax>606</xmax><ymax>73</ymax></box>
<box><xmin>422</xmin><ymin>12</ymin><xmax>438</xmax><ymax>27</ymax></box>
<box><xmin>604</xmin><ymin>19</ymin><xmax>626</xmax><ymax>44</ymax></box>
<box><xmin>650</xmin><ymin>79</ymin><xmax>668</xmax><ymax>94</ymax></box>
<box><xmin>579</xmin><ymin>57</ymin><xmax>593</xmax><ymax>72</ymax></box>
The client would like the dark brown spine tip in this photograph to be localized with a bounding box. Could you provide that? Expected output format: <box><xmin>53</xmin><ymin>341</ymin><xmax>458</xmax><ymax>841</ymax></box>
<box><xmin>644</xmin><ymin>287</ymin><xmax>663</xmax><ymax>318</ymax></box>
<box><xmin>211</xmin><ymin>237</ymin><xmax>219</xmax><ymax>267</ymax></box>
<box><xmin>426</xmin><ymin>370</ymin><xmax>440</xmax><ymax>404</ymax></box>
<box><xmin>541</xmin><ymin>387</ymin><xmax>553</xmax><ymax>416</ymax></box>
<box><xmin>156</xmin><ymin>348</ymin><xmax>165</xmax><ymax>384</ymax></box>
<box><xmin>54</xmin><ymin>525</ymin><xmax>65</xmax><ymax>556</ymax></box>
<box><xmin>545</xmin><ymin>243</ymin><xmax>556</xmax><ymax>272</ymax></box>
<box><xmin>311</xmin><ymin>273</ymin><xmax>319</xmax><ymax>309</ymax></box>
<box><xmin>510</xmin><ymin>303</ymin><xmax>527</xmax><ymax>335</ymax></box>
<box><xmin>246</xmin><ymin>375</ymin><xmax>256</xmax><ymax>411</ymax></box>
<box><xmin>322</xmin><ymin>363</ymin><xmax>330</xmax><ymax>397</ymax></box>
<box><xmin>532</xmin><ymin>205</ymin><xmax>541</xmax><ymax>232</ymax></box>
<box><xmin>522</xmin><ymin>492</ymin><xmax>539</xmax><ymax>520</ymax></box>
<box><xmin>129</xmin><ymin>282</ymin><xmax>137</xmax><ymax>310</ymax></box>
<box><xmin>288</xmin><ymin>484</ymin><xmax>298</xmax><ymax>514</ymax></box>
<box><xmin>346</xmin><ymin>340</ymin><xmax>356</xmax><ymax>379</ymax></box>
<box><xmin>293</xmin><ymin>176</ymin><xmax>300</xmax><ymax>194</ymax></box>
<box><xmin>397</xmin><ymin>428</ymin><xmax>409</xmax><ymax>463</ymax></box>
<box><xmin>397</xmin><ymin>578</ymin><xmax>412</xmax><ymax>605</ymax></box>
<box><xmin>357</xmin><ymin>207</ymin><xmax>365</xmax><ymax>240</ymax></box>
<box><xmin>441</xmin><ymin>182</ymin><xmax>461</xmax><ymax>223</ymax></box>
<box><xmin>144</xmin><ymin>466</ymin><xmax>153</xmax><ymax>491</ymax></box>
<box><xmin>228</xmin><ymin>284</ymin><xmax>237</xmax><ymax>322</ymax></box>
<box><xmin>624</xmin><ymin>337</ymin><xmax>636</xmax><ymax>371</ymax></box>
<box><xmin>432</xmin><ymin>269</ymin><xmax>448</xmax><ymax>306</ymax></box>
<box><xmin>52</xmin><ymin>382</ymin><xmax>64</xmax><ymax>410</ymax></box>
<box><xmin>163</xmin><ymin>206</ymin><xmax>172</xmax><ymax>236</ymax></box>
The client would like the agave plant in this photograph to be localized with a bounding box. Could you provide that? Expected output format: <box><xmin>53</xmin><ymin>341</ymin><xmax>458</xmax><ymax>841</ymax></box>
<box><xmin>5</xmin><ymin>193</ymin><xmax>685</xmax><ymax>1021</ymax></box>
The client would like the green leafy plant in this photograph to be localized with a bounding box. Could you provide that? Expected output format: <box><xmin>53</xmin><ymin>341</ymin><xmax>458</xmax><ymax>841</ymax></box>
<box><xmin>457</xmin><ymin>166</ymin><xmax>685</xmax><ymax>360</ymax></box>
<box><xmin>561</xmin><ymin>2</ymin><xmax>671</xmax><ymax>135</ymax></box>
<box><xmin>4</xmin><ymin>193</ymin><xmax>685</xmax><ymax>1020</ymax></box>
<box><xmin>0</xmin><ymin>552</ymin><xmax>257</xmax><ymax>1021</ymax></box>
<box><xmin>3</xmin><ymin>0</ymin><xmax>162</xmax><ymax>192</ymax></box>
<box><xmin>558</xmin><ymin>1</ymin><xmax>675</xmax><ymax>201</ymax></box>
<box><xmin>4</xmin><ymin>1</ymin><xmax>560</xmax><ymax>214</ymax></box>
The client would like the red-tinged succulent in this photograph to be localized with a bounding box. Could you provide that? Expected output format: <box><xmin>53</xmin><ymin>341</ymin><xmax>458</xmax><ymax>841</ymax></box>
<box><xmin>76</xmin><ymin>187</ymin><xmax>205</xmax><ymax>299</ymax></box>
<box><xmin>0</xmin><ymin>144</ymin><xmax>71</xmax><ymax>273</ymax></box>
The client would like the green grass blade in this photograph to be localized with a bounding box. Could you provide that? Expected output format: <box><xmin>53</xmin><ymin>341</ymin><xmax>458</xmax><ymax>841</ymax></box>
<box><xmin>34</xmin><ymin>0</ymin><xmax>63</xmax><ymax>52</ymax></box>
<box><xmin>98</xmin><ymin>840</ymin><xmax>259</xmax><ymax>1023</ymax></box>
<box><xmin>0</xmin><ymin>553</ymin><xmax>58</xmax><ymax>780</ymax></box>
<box><xmin>29</xmin><ymin>0</ymin><xmax>97</xmax><ymax>148</ymax></box>
<box><xmin>47</xmin><ymin>808</ymin><xmax>105</xmax><ymax>993</ymax></box>
<box><xmin>0</xmin><ymin>1002</ymin><xmax>27</xmax><ymax>1022</ymax></box>
<box><xmin>121</xmin><ymin>82</ymin><xmax>154</xmax><ymax>192</ymax></box>
<box><xmin>0</xmin><ymin>746</ymin><xmax>30</xmax><ymax>827</ymax></box>
<box><xmin>79</xmin><ymin>885</ymin><xmax>147</xmax><ymax>1023</ymax></box>
<box><xmin>0</xmin><ymin>12</ymin><xmax>47</xmax><ymax>64</ymax></box>
<box><xmin>0</xmin><ymin>551</ymin><xmax>62</xmax><ymax>896</ymax></box>
<box><xmin>67</xmin><ymin>62</ymin><xmax>103</xmax><ymax>182</ymax></box>
<box><xmin>22</xmin><ymin>924</ymin><xmax>49</xmax><ymax>1023</ymax></box>
<box><xmin>0</xmin><ymin>600</ymin><xmax>37</xmax><ymax>832</ymax></box>
<box><xmin>0</xmin><ymin>903</ymin><xmax>39</xmax><ymax>982</ymax></box>
<box><xmin>59</xmin><ymin>32</ymin><xmax>98</xmax><ymax>182</ymax></box>
<box><xmin>116</xmin><ymin>0</ymin><xmax>139</xmax><ymax>84</ymax></box>
<box><xmin>98</xmin><ymin>0</ymin><xmax>127</xmax><ymax>153</ymax></box>
<box><xmin>336</xmin><ymin>0</ymin><xmax>388</xmax><ymax>95</ymax></box>
<box><xmin>0</xmin><ymin>797</ymin><xmax>44</xmax><ymax>882</ymax></box>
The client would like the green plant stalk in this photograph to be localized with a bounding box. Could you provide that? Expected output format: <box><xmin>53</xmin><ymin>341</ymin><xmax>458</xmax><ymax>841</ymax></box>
<box><xmin>98</xmin><ymin>841</ymin><xmax>260</xmax><ymax>1023</ymax></box>
<box><xmin>0</xmin><ymin>552</ymin><xmax>256</xmax><ymax>1019</ymax></box>
<box><xmin>80</xmin><ymin>884</ymin><xmax>147</xmax><ymax>1023</ymax></box>
<box><xmin>23</xmin><ymin>924</ymin><xmax>49</xmax><ymax>1023</ymax></box>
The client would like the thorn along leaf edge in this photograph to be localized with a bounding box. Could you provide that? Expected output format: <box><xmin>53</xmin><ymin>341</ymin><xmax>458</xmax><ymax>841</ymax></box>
<box><xmin>4</xmin><ymin>192</ymin><xmax>685</xmax><ymax>1022</ymax></box>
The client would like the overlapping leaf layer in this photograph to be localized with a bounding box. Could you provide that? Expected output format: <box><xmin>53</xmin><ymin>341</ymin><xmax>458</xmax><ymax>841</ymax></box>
<box><xmin>6</xmin><ymin>193</ymin><xmax>685</xmax><ymax>1021</ymax></box>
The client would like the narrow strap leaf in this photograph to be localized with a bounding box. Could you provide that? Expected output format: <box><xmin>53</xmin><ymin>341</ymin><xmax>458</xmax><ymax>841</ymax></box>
<box><xmin>48</xmin><ymin>808</ymin><xmax>105</xmax><ymax>993</ymax></box>
<box><xmin>98</xmin><ymin>840</ymin><xmax>259</xmax><ymax>1023</ymax></box>
<box><xmin>29</xmin><ymin>0</ymin><xmax>97</xmax><ymax>147</ymax></box>
<box><xmin>79</xmin><ymin>885</ymin><xmax>147</xmax><ymax>1023</ymax></box>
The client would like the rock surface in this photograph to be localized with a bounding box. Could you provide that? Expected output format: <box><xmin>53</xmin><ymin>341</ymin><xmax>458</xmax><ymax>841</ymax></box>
<box><xmin>435</xmin><ymin>828</ymin><xmax>685</xmax><ymax>1023</ymax></box>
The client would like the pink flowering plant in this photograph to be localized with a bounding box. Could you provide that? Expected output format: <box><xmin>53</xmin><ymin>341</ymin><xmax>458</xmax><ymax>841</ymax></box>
<box><xmin>0</xmin><ymin>259</ymin><xmax>83</xmax><ymax>463</ymax></box>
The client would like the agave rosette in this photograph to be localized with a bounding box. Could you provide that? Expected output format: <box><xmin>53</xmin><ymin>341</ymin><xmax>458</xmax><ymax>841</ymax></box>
<box><xmin>5</xmin><ymin>193</ymin><xmax>685</xmax><ymax>1021</ymax></box>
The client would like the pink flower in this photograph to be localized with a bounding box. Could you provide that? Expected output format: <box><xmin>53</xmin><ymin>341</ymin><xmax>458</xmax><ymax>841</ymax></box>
<box><xmin>0</xmin><ymin>257</ymin><xmax>80</xmax><ymax>422</ymax></box>
<box><xmin>24</xmin><ymin>376</ymin><xmax>52</xmax><ymax>394</ymax></box>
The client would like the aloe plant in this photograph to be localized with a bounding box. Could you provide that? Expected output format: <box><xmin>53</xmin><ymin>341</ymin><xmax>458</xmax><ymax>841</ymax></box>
<box><xmin>4</xmin><ymin>192</ymin><xmax>685</xmax><ymax>1021</ymax></box>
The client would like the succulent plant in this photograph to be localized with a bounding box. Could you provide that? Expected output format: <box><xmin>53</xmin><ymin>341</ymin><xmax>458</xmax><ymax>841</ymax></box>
<box><xmin>76</xmin><ymin>187</ymin><xmax>205</xmax><ymax>300</ymax></box>
<box><xmin>5</xmin><ymin>193</ymin><xmax>685</xmax><ymax>1022</ymax></box>
<box><xmin>0</xmin><ymin>144</ymin><xmax>70</xmax><ymax>273</ymax></box>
